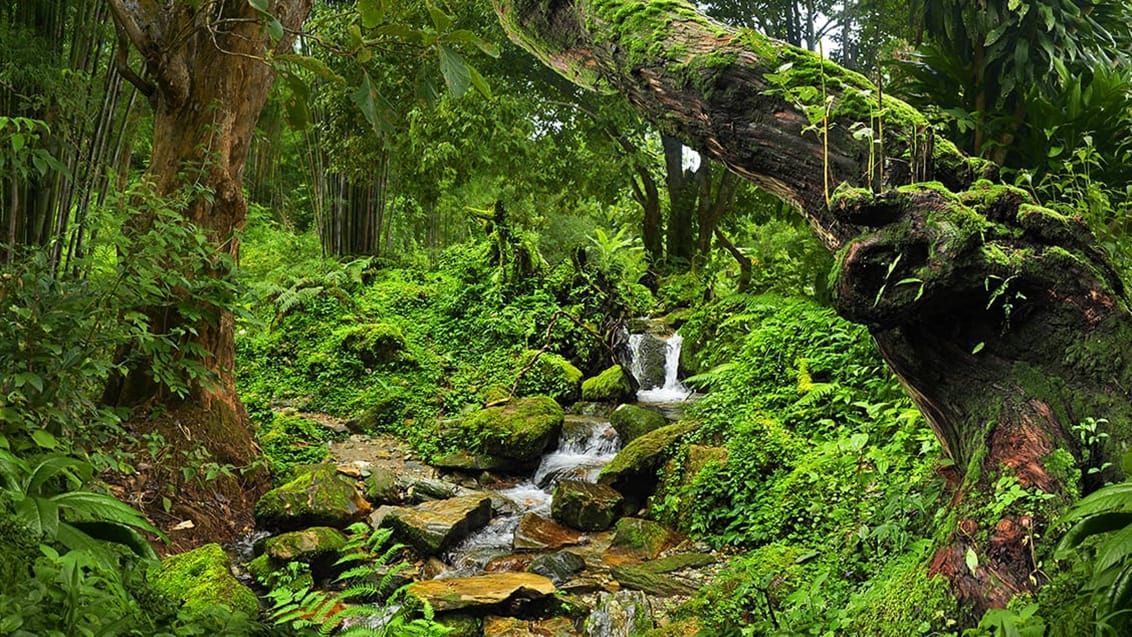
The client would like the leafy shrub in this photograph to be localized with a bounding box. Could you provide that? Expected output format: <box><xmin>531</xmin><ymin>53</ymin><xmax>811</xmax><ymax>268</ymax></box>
<box><xmin>257</xmin><ymin>413</ymin><xmax>340</xmax><ymax>478</ymax></box>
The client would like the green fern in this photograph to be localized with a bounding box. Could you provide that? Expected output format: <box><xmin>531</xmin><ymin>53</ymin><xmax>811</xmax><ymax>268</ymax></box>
<box><xmin>268</xmin><ymin>523</ymin><xmax>451</xmax><ymax>636</ymax></box>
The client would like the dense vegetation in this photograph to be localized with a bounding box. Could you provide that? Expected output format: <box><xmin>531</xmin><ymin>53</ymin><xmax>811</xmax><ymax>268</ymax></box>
<box><xmin>3</xmin><ymin>0</ymin><xmax>1132</xmax><ymax>635</ymax></box>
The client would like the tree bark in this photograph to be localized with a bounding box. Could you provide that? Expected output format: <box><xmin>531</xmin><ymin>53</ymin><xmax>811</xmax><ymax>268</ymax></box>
<box><xmin>494</xmin><ymin>0</ymin><xmax>1132</xmax><ymax>619</ymax></box>
<box><xmin>104</xmin><ymin>0</ymin><xmax>313</xmax><ymax>466</ymax></box>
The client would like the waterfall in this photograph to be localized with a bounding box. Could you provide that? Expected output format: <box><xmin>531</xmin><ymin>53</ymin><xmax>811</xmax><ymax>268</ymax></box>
<box><xmin>628</xmin><ymin>328</ymin><xmax>691</xmax><ymax>403</ymax></box>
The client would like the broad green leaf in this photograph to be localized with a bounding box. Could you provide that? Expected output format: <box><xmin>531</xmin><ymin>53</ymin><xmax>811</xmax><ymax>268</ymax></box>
<box><xmin>351</xmin><ymin>72</ymin><xmax>395</xmax><ymax>136</ymax></box>
<box><xmin>468</xmin><ymin>63</ymin><xmax>491</xmax><ymax>99</ymax></box>
<box><xmin>16</xmin><ymin>495</ymin><xmax>59</xmax><ymax>538</ymax></box>
<box><xmin>267</xmin><ymin>16</ymin><xmax>284</xmax><ymax>40</ymax></box>
<box><xmin>27</xmin><ymin>455</ymin><xmax>88</xmax><ymax>495</ymax></box>
<box><xmin>357</xmin><ymin>0</ymin><xmax>384</xmax><ymax>29</ymax></box>
<box><xmin>1059</xmin><ymin>481</ymin><xmax>1132</xmax><ymax>524</ymax></box>
<box><xmin>276</xmin><ymin>54</ymin><xmax>342</xmax><ymax>83</ymax></box>
<box><xmin>30</xmin><ymin>429</ymin><xmax>58</xmax><ymax>450</ymax></box>
<box><xmin>426</xmin><ymin>3</ymin><xmax>453</xmax><ymax>31</ymax></box>
<box><xmin>53</xmin><ymin>491</ymin><xmax>162</xmax><ymax>534</ymax></box>
<box><xmin>965</xmin><ymin>546</ymin><xmax>979</xmax><ymax>575</ymax></box>
<box><xmin>11</xmin><ymin>133</ymin><xmax>25</xmax><ymax>153</ymax></box>
<box><xmin>1092</xmin><ymin>524</ymin><xmax>1132</xmax><ymax>575</ymax></box>
<box><xmin>445</xmin><ymin>29</ymin><xmax>500</xmax><ymax>58</ymax></box>
<box><xmin>1057</xmin><ymin>512</ymin><xmax>1132</xmax><ymax>553</ymax></box>
<box><xmin>438</xmin><ymin>45</ymin><xmax>471</xmax><ymax>98</ymax></box>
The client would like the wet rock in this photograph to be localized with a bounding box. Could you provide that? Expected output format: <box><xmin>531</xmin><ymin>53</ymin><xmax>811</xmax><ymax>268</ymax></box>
<box><xmin>584</xmin><ymin>590</ymin><xmax>654</xmax><ymax>637</ymax></box>
<box><xmin>528</xmin><ymin>551</ymin><xmax>586</xmax><ymax>585</ymax></box>
<box><xmin>580</xmin><ymin>365</ymin><xmax>635</xmax><ymax>403</ymax></box>
<box><xmin>397</xmin><ymin>475</ymin><xmax>459</xmax><ymax>502</ymax></box>
<box><xmin>376</xmin><ymin>494</ymin><xmax>492</xmax><ymax>556</ymax></box>
<box><xmin>405</xmin><ymin>573</ymin><xmax>556</xmax><ymax>614</ymax></box>
<box><xmin>484</xmin><ymin>616</ymin><xmax>579</xmax><ymax>636</ymax></box>
<box><xmin>486</xmin><ymin>554</ymin><xmax>537</xmax><ymax>573</ymax></box>
<box><xmin>598</xmin><ymin>422</ymin><xmax>696</xmax><ymax>509</ymax></box>
<box><xmin>261</xmin><ymin>526</ymin><xmax>347</xmax><ymax>580</ymax></box>
<box><xmin>604</xmin><ymin>518</ymin><xmax>680</xmax><ymax>565</ymax></box>
<box><xmin>255</xmin><ymin>464</ymin><xmax>371</xmax><ymax>531</ymax></box>
<box><xmin>433</xmin><ymin>397</ymin><xmax>565</xmax><ymax>473</ymax></box>
<box><xmin>608</xmin><ymin>404</ymin><xmax>667</xmax><ymax>443</ymax></box>
<box><xmin>610</xmin><ymin>564</ymin><xmax>694</xmax><ymax>597</ymax></box>
<box><xmin>551</xmin><ymin>480</ymin><xmax>625</xmax><ymax>532</ymax></box>
<box><xmin>152</xmin><ymin>543</ymin><xmax>259</xmax><ymax>620</ymax></box>
<box><xmin>513</xmin><ymin>513</ymin><xmax>586</xmax><ymax>551</ymax></box>
<box><xmin>559</xmin><ymin>576</ymin><xmax>606</xmax><ymax>595</ymax></box>
<box><xmin>632</xmin><ymin>333</ymin><xmax>669</xmax><ymax>390</ymax></box>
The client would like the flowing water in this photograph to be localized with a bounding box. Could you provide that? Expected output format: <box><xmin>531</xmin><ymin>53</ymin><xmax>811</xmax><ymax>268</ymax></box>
<box><xmin>441</xmin><ymin>416</ymin><xmax>621</xmax><ymax>577</ymax></box>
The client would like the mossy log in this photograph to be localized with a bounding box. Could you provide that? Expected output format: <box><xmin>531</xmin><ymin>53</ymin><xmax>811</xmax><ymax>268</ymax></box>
<box><xmin>494</xmin><ymin>0</ymin><xmax>1132</xmax><ymax>621</ymax></box>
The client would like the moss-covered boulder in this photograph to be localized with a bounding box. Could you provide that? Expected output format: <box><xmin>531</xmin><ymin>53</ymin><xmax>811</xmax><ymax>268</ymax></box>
<box><xmin>337</xmin><ymin>321</ymin><xmax>415</xmax><ymax>368</ymax></box>
<box><xmin>152</xmin><ymin>543</ymin><xmax>258</xmax><ymax>619</ymax></box>
<box><xmin>632</xmin><ymin>333</ymin><xmax>670</xmax><ymax>390</ymax></box>
<box><xmin>609</xmin><ymin>404</ymin><xmax>667</xmax><ymax>443</ymax></box>
<box><xmin>605</xmin><ymin>517</ymin><xmax>680</xmax><ymax>564</ymax></box>
<box><xmin>255</xmin><ymin>464</ymin><xmax>371</xmax><ymax>531</ymax></box>
<box><xmin>581</xmin><ymin>365</ymin><xmax>635</xmax><ymax>403</ymax></box>
<box><xmin>599</xmin><ymin>422</ymin><xmax>697</xmax><ymax>508</ymax></box>
<box><xmin>432</xmin><ymin>397</ymin><xmax>564</xmax><ymax>472</ymax></box>
<box><xmin>514</xmin><ymin>350</ymin><xmax>583</xmax><ymax>404</ymax></box>
<box><xmin>551</xmin><ymin>479</ymin><xmax>625</xmax><ymax>531</ymax></box>
<box><xmin>258</xmin><ymin>526</ymin><xmax>348</xmax><ymax>580</ymax></box>
<box><xmin>364</xmin><ymin>466</ymin><xmax>400</xmax><ymax>504</ymax></box>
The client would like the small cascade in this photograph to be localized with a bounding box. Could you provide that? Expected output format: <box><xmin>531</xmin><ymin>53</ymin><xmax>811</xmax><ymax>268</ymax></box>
<box><xmin>628</xmin><ymin>325</ymin><xmax>691</xmax><ymax>403</ymax></box>
<box><xmin>441</xmin><ymin>416</ymin><xmax>620</xmax><ymax>577</ymax></box>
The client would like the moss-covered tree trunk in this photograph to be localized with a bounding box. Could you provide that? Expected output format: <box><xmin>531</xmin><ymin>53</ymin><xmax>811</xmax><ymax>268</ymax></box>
<box><xmin>493</xmin><ymin>0</ymin><xmax>1132</xmax><ymax>619</ymax></box>
<box><xmin>105</xmin><ymin>0</ymin><xmax>312</xmax><ymax>467</ymax></box>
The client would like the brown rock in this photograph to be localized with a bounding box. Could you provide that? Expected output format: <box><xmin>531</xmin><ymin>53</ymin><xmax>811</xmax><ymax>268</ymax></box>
<box><xmin>485</xmin><ymin>554</ymin><xmax>537</xmax><ymax>573</ymax></box>
<box><xmin>405</xmin><ymin>573</ymin><xmax>556</xmax><ymax>613</ymax></box>
<box><xmin>514</xmin><ymin>513</ymin><xmax>586</xmax><ymax>551</ymax></box>
<box><xmin>376</xmin><ymin>495</ymin><xmax>492</xmax><ymax>555</ymax></box>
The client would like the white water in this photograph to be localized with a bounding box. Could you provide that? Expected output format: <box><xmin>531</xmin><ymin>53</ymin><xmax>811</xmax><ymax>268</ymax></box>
<box><xmin>631</xmin><ymin>331</ymin><xmax>692</xmax><ymax>403</ymax></box>
<box><xmin>440</xmin><ymin>416</ymin><xmax>621</xmax><ymax>577</ymax></box>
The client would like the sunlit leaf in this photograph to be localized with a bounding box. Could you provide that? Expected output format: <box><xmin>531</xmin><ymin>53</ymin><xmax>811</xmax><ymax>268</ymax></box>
<box><xmin>438</xmin><ymin>44</ymin><xmax>471</xmax><ymax>98</ymax></box>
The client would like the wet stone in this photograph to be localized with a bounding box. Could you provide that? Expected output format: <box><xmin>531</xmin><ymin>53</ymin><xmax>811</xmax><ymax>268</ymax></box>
<box><xmin>514</xmin><ymin>513</ymin><xmax>587</xmax><ymax>551</ymax></box>
<box><xmin>376</xmin><ymin>494</ymin><xmax>492</xmax><ymax>556</ymax></box>
<box><xmin>528</xmin><ymin>551</ymin><xmax>586</xmax><ymax>585</ymax></box>
<box><xmin>405</xmin><ymin>572</ymin><xmax>556</xmax><ymax>614</ymax></box>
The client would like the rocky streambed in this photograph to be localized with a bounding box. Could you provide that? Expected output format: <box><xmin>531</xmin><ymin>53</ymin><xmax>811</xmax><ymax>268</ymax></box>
<box><xmin>239</xmin><ymin>399</ymin><xmax>722</xmax><ymax>636</ymax></box>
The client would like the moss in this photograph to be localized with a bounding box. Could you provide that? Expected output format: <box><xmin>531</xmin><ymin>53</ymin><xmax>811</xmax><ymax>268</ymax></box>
<box><xmin>514</xmin><ymin>350</ymin><xmax>583</xmax><ymax>404</ymax></box>
<box><xmin>1043</xmin><ymin>448</ymin><xmax>1081</xmax><ymax>496</ymax></box>
<box><xmin>336</xmin><ymin>321</ymin><xmax>415</xmax><ymax>369</ymax></box>
<box><xmin>264</xmin><ymin>526</ymin><xmax>347</xmax><ymax>562</ymax></box>
<box><xmin>844</xmin><ymin>547</ymin><xmax>957</xmax><ymax>635</ymax></box>
<box><xmin>610</xmin><ymin>517</ymin><xmax>674</xmax><ymax>558</ymax></box>
<box><xmin>254</xmin><ymin>464</ymin><xmax>368</xmax><ymax>531</ymax></box>
<box><xmin>581</xmin><ymin>365</ymin><xmax>635</xmax><ymax>402</ymax></box>
<box><xmin>152</xmin><ymin>543</ymin><xmax>259</xmax><ymax>619</ymax></box>
<box><xmin>450</xmin><ymin>395</ymin><xmax>564</xmax><ymax>463</ymax></box>
<box><xmin>609</xmin><ymin>403</ymin><xmax>667</xmax><ymax>442</ymax></box>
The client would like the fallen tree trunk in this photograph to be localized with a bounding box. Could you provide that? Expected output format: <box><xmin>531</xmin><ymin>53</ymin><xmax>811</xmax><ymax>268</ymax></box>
<box><xmin>493</xmin><ymin>0</ymin><xmax>1132</xmax><ymax>619</ymax></box>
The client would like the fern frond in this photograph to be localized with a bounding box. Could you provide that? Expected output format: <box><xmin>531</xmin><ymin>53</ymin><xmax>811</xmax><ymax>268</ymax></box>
<box><xmin>793</xmin><ymin>382</ymin><xmax>840</xmax><ymax>408</ymax></box>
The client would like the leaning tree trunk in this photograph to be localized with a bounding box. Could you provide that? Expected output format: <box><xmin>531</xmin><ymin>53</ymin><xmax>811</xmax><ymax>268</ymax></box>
<box><xmin>494</xmin><ymin>0</ymin><xmax>1132</xmax><ymax>619</ymax></box>
<box><xmin>105</xmin><ymin>0</ymin><xmax>312</xmax><ymax>467</ymax></box>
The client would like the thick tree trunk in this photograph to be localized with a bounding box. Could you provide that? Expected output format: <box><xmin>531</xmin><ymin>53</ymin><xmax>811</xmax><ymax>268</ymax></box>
<box><xmin>662</xmin><ymin>133</ymin><xmax>697</xmax><ymax>266</ymax></box>
<box><xmin>105</xmin><ymin>0</ymin><xmax>312</xmax><ymax>466</ymax></box>
<box><xmin>494</xmin><ymin>0</ymin><xmax>1132</xmax><ymax>619</ymax></box>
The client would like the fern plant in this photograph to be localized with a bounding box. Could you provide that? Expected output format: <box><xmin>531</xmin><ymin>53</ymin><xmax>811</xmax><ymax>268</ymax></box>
<box><xmin>268</xmin><ymin>523</ymin><xmax>450</xmax><ymax>636</ymax></box>
<box><xmin>0</xmin><ymin>448</ymin><xmax>163</xmax><ymax>561</ymax></box>
<box><xmin>1056</xmin><ymin>480</ymin><xmax>1132</xmax><ymax>633</ymax></box>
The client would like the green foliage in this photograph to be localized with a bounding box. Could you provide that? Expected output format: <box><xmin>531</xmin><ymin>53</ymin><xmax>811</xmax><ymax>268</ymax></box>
<box><xmin>267</xmin><ymin>523</ymin><xmax>451</xmax><ymax>636</ymax></box>
<box><xmin>256</xmin><ymin>413</ymin><xmax>340</xmax><ymax>479</ymax></box>
<box><xmin>1054</xmin><ymin>479</ymin><xmax>1132</xmax><ymax>634</ymax></box>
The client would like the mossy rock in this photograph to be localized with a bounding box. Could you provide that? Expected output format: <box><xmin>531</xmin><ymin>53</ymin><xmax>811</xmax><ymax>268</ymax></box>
<box><xmin>514</xmin><ymin>350</ymin><xmax>584</xmax><ymax>404</ymax></box>
<box><xmin>337</xmin><ymin>321</ymin><xmax>415</xmax><ymax>369</ymax></box>
<box><xmin>255</xmin><ymin>464</ymin><xmax>371</xmax><ymax>531</ymax></box>
<box><xmin>436</xmin><ymin>614</ymin><xmax>482</xmax><ymax>637</ymax></box>
<box><xmin>435</xmin><ymin>396</ymin><xmax>564</xmax><ymax>472</ymax></box>
<box><xmin>364</xmin><ymin>467</ymin><xmax>400</xmax><ymax>504</ymax></box>
<box><xmin>260</xmin><ymin>526</ymin><xmax>348</xmax><ymax>580</ymax></box>
<box><xmin>152</xmin><ymin>543</ymin><xmax>259</xmax><ymax>619</ymax></box>
<box><xmin>599</xmin><ymin>422</ymin><xmax>697</xmax><ymax>507</ymax></box>
<box><xmin>607</xmin><ymin>517</ymin><xmax>679</xmax><ymax>562</ymax></box>
<box><xmin>551</xmin><ymin>479</ymin><xmax>625</xmax><ymax>531</ymax></box>
<box><xmin>581</xmin><ymin>365</ymin><xmax>635</xmax><ymax>403</ymax></box>
<box><xmin>609</xmin><ymin>404</ymin><xmax>667</xmax><ymax>443</ymax></box>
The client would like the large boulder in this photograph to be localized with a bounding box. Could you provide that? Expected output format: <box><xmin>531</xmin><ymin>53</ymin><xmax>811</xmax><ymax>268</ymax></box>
<box><xmin>404</xmin><ymin>573</ymin><xmax>556</xmax><ymax>613</ymax></box>
<box><xmin>255</xmin><ymin>464</ymin><xmax>371</xmax><ymax>531</ymax></box>
<box><xmin>609</xmin><ymin>553</ymin><xmax>717</xmax><ymax>597</ymax></box>
<box><xmin>258</xmin><ymin>526</ymin><xmax>348</xmax><ymax>580</ymax></box>
<box><xmin>513</xmin><ymin>513</ymin><xmax>586</xmax><ymax>551</ymax></box>
<box><xmin>608</xmin><ymin>404</ymin><xmax>667</xmax><ymax>443</ymax></box>
<box><xmin>581</xmin><ymin>365</ymin><xmax>635</xmax><ymax>403</ymax></box>
<box><xmin>432</xmin><ymin>397</ymin><xmax>564</xmax><ymax>473</ymax></box>
<box><xmin>528</xmin><ymin>551</ymin><xmax>586</xmax><ymax>585</ymax></box>
<box><xmin>151</xmin><ymin>544</ymin><xmax>259</xmax><ymax>619</ymax></box>
<box><xmin>631</xmin><ymin>333</ymin><xmax>669</xmax><ymax>390</ymax></box>
<box><xmin>514</xmin><ymin>350</ymin><xmax>584</xmax><ymax>404</ymax></box>
<box><xmin>598</xmin><ymin>422</ymin><xmax>696</xmax><ymax>508</ymax></box>
<box><xmin>551</xmin><ymin>479</ymin><xmax>625</xmax><ymax>532</ymax></box>
<box><xmin>375</xmin><ymin>495</ymin><xmax>492</xmax><ymax>556</ymax></box>
<box><xmin>584</xmin><ymin>590</ymin><xmax>655</xmax><ymax>637</ymax></box>
<box><xmin>605</xmin><ymin>518</ymin><xmax>681</xmax><ymax>564</ymax></box>
<box><xmin>337</xmin><ymin>321</ymin><xmax>415</xmax><ymax>369</ymax></box>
